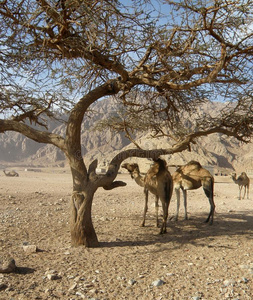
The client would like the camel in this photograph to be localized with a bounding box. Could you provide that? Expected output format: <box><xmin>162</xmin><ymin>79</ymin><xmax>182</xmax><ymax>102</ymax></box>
<box><xmin>172</xmin><ymin>161</ymin><xmax>215</xmax><ymax>224</ymax></box>
<box><xmin>122</xmin><ymin>158</ymin><xmax>173</xmax><ymax>234</ymax></box>
<box><xmin>231</xmin><ymin>172</ymin><xmax>250</xmax><ymax>200</ymax></box>
<box><xmin>3</xmin><ymin>170</ymin><xmax>19</xmax><ymax>177</ymax></box>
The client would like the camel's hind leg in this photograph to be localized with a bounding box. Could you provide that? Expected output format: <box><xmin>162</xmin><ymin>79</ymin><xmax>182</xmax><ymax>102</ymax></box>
<box><xmin>160</xmin><ymin>201</ymin><xmax>169</xmax><ymax>234</ymax></box>
<box><xmin>174</xmin><ymin>188</ymin><xmax>180</xmax><ymax>221</ymax></box>
<box><xmin>203</xmin><ymin>184</ymin><xmax>215</xmax><ymax>225</ymax></box>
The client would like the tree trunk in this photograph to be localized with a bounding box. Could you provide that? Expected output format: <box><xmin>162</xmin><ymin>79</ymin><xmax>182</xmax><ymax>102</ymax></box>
<box><xmin>70</xmin><ymin>190</ymin><xmax>99</xmax><ymax>247</ymax></box>
<box><xmin>67</xmin><ymin>153</ymin><xmax>99</xmax><ymax>247</ymax></box>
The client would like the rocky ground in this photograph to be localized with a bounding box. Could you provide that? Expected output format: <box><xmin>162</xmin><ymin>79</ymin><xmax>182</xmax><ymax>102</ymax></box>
<box><xmin>0</xmin><ymin>169</ymin><xmax>253</xmax><ymax>300</ymax></box>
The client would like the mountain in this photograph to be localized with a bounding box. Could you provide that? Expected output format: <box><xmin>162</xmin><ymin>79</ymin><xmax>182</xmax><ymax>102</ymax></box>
<box><xmin>0</xmin><ymin>98</ymin><xmax>252</xmax><ymax>174</ymax></box>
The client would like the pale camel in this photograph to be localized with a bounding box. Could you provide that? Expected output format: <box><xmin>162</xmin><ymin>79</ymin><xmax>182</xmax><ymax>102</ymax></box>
<box><xmin>122</xmin><ymin>158</ymin><xmax>173</xmax><ymax>234</ymax></box>
<box><xmin>3</xmin><ymin>170</ymin><xmax>19</xmax><ymax>177</ymax></box>
<box><xmin>231</xmin><ymin>172</ymin><xmax>250</xmax><ymax>200</ymax></box>
<box><xmin>172</xmin><ymin>161</ymin><xmax>215</xmax><ymax>224</ymax></box>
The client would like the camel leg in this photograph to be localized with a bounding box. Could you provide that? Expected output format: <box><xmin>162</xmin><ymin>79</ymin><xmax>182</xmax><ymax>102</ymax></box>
<box><xmin>247</xmin><ymin>184</ymin><xmax>249</xmax><ymax>199</ymax></box>
<box><xmin>242</xmin><ymin>185</ymin><xmax>247</xmax><ymax>199</ymax></box>
<box><xmin>238</xmin><ymin>186</ymin><xmax>242</xmax><ymax>200</ymax></box>
<box><xmin>203</xmin><ymin>187</ymin><xmax>215</xmax><ymax>225</ymax></box>
<box><xmin>141</xmin><ymin>188</ymin><xmax>149</xmax><ymax>227</ymax></box>
<box><xmin>182</xmin><ymin>189</ymin><xmax>188</xmax><ymax>220</ymax></box>
<box><xmin>160</xmin><ymin>201</ymin><xmax>168</xmax><ymax>234</ymax></box>
<box><xmin>155</xmin><ymin>195</ymin><xmax>159</xmax><ymax>227</ymax></box>
<box><xmin>174</xmin><ymin>188</ymin><xmax>180</xmax><ymax>221</ymax></box>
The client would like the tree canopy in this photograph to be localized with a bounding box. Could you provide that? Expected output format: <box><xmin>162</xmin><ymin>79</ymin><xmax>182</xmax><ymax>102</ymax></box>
<box><xmin>1</xmin><ymin>0</ymin><xmax>253</xmax><ymax>145</ymax></box>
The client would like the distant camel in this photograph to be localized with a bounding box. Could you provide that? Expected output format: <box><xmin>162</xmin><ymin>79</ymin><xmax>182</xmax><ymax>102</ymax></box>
<box><xmin>3</xmin><ymin>170</ymin><xmax>19</xmax><ymax>177</ymax></box>
<box><xmin>172</xmin><ymin>161</ymin><xmax>215</xmax><ymax>224</ymax></box>
<box><xmin>231</xmin><ymin>172</ymin><xmax>250</xmax><ymax>200</ymax></box>
<box><xmin>122</xmin><ymin>158</ymin><xmax>173</xmax><ymax>234</ymax></box>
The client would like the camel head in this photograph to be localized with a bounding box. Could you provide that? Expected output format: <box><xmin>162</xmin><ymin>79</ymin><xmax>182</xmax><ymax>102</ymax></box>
<box><xmin>231</xmin><ymin>172</ymin><xmax>236</xmax><ymax>180</ymax></box>
<box><xmin>121</xmin><ymin>163</ymin><xmax>140</xmax><ymax>178</ymax></box>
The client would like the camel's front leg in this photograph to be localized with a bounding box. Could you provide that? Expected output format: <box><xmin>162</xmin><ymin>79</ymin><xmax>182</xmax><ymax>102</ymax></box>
<box><xmin>182</xmin><ymin>189</ymin><xmax>188</xmax><ymax>220</ymax></box>
<box><xmin>141</xmin><ymin>188</ymin><xmax>149</xmax><ymax>227</ymax></box>
<box><xmin>242</xmin><ymin>185</ymin><xmax>247</xmax><ymax>199</ymax></box>
<box><xmin>155</xmin><ymin>195</ymin><xmax>159</xmax><ymax>227</ymax></box>
<box><xmin>238</xmin><ymin>186</ymin><xmax>242</xmax><ymax>200</ymax></box>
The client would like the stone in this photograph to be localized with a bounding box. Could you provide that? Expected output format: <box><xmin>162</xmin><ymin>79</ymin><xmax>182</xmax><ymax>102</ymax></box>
<box><xmin>152</xmin><ymin>279</ymin><xmax>166</xmax><ymax>287</ymax></box>
<box><xmin>128</xmin><ymin>279</ymin><xmax>136</xmax><ymax>285</ymax></box>
<box><xmin>223</xmin><ymin>279</ymin><xmax>236</xmax><ymax>286</ymax></box>
<box><xmin>45</xmin><ymin>270</ymin><xmax>61</xmax><ymax>280</ymax></box>
<box><xmin>0</xmin><ymin>256</ymin><xmax>16</xmax><ymax>273</ymax></box>
<box><xmin>0</xmin><ymin>283</ymin><xmax>8</xmax><ymax>291</ymax></box>
<box><xmin>23</xmin><ymin>245</ymin><xmax>37</xmax><ymax>254</ymax></box>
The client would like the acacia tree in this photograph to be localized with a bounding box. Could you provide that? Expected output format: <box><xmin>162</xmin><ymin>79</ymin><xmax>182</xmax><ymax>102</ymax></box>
<box><xmin>0</xmin><ymin>0</ymin><xmax>253</xmax><ymax>247</ymax></box>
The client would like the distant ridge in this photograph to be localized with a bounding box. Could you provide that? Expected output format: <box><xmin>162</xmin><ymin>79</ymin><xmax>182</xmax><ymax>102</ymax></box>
<box><xmin>0</xmin><ymin>98</ymin><xmax>252</xmax><ymax>173</ymax></box>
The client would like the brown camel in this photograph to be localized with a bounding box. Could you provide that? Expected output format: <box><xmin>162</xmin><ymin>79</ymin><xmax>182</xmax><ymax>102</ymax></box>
<box><xmin>172</xmin><ymin>161</ymin><xmax>215</xmax><ymax>224</ymax></box>
<box><xmin>122</xmin><ymin>158</ymin><xmax>173</xmax><ymax>234</ymax></box>
<box><xmin>3</xmin><ymin>170</ymin><xmax>19</xmax><ymax>177</ymax></box>
<box><xmin>231</xmin><ymin>172</ymin><xmax>250</xmax><ymax>200</ymax></box>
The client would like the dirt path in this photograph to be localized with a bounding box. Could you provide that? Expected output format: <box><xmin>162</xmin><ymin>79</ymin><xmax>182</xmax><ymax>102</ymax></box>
<box><xmin>0</xmin><ymin>170</ymin><xmax>252</xmax><ymax>299</ymax></box>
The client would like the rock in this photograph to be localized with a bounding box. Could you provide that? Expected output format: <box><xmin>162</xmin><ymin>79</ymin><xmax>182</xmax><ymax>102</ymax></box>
<box><xmin>68</xmin><ymin>282</ymin><xmax>77</xmax><ymax>291</ymax></box>
<box><xmin>76</xmin><ymin>291</ymin><xmax>85</xmax><ymax>298</ymax></box>
<box><xmin>45</xmin><ymin>270</ymin><xmax>61</xmax><ymax>280</ymax></box>
<box><xmin>0</xmin><ymin>256</ymin><xmax>16</xmax><ymax>273</ymax></box>
<box><xmin>23</xmin><ymin>245</ymin><xmax>37</xmax><ymax>254</ymax></box>
<box><xmin>0</xmin><ymin>283</ymin><xmax>8</xmax><ymax>291</ymax></box>
<box><xmin>223</xmin><ymin>279</ymin><xmax>236</xmax><ymax>286</ymax></box>
<box><xmin>128</xmin><ymin>279</ymin><xmax>136</xmax><ymax>285</ymax></box>
<box><xmin>151</xmin><ymin>279</ymin><xmax>166</xmax><ymax>287</ymax></box>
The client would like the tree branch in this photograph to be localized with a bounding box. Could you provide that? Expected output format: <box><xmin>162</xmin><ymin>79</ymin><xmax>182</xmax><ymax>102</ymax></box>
<box><xmin>0</xmin><ymin>119</ymin><xmax>66</xmax><ymax>151</ymax></box>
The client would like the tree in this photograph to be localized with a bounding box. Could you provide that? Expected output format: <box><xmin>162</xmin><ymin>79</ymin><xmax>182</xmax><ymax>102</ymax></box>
<box><xmin>0</xmin><ymin>0</ymin><xmax>253</xmax><ymax>247</ymax></box>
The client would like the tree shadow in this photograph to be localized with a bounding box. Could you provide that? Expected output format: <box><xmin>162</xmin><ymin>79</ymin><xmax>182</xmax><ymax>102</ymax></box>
<box><xmin>100</xmin><ymin>211</ymin><xmax>253</xmax><ymax>249</ymax></box>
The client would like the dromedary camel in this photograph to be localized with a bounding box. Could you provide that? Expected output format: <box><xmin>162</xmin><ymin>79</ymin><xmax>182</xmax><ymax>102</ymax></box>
<box><xmin>172</xmin><ymin>161</ymin><xmax>215</xmax><ymax>224</ymax></box>
<box><xmin>122</xmin><ymin>158</ymin><xmax>173</xmax><ymax>234</ymax></box>
<box><xmin>3</xmin><ymin>170</ymin><xmax>19</xmax><ymax>177</ymax></box>
<box><xmin>231</xmin><ymin>172</ymin><xmax>250</xmax><ymax>200</ymax></box>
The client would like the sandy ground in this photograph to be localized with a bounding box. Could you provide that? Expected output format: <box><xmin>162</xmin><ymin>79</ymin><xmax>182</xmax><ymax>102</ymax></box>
<box><xmin>0</xmin><ymin>169</ymin><xmax>253</xmax><ymax>300</ymax></box>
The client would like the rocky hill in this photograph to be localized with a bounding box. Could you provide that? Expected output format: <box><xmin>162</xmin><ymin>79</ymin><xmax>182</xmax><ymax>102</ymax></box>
<box><xmin>0</xmin><ymin>98</ymin><xmax>252</xmax><ymax>174</ymax></box>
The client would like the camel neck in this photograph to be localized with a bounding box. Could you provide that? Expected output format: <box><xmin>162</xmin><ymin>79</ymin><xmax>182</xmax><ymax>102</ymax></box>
<box><xmin>132</xmin><ymin>172</ymin><xmax>145</xmax><ymax>187</ymax></box>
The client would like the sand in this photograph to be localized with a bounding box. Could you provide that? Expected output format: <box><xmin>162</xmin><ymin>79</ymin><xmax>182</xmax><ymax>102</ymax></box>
<box><xmin>0</xmin><ymin>169</ymin><xmax>252</xmax><ymax>299</ymax></box>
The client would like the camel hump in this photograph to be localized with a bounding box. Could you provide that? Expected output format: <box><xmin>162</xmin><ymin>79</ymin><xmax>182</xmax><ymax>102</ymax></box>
<box><xmin>145</xmin><ymin>158</ymin><xmax>167</xmax><ymax>182</ymax></box>
<box><xmin>153</xmin><ymin>158</ymin><xmax>167</xmax><ymax>173</ymax></box>
<box><xmin>186</xmin><ymin>160</ymin><xmax>202</xmax><ymax>169</ymax></box>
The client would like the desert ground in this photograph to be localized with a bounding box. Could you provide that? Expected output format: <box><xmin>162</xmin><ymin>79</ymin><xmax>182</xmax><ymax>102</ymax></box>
<box><xmin>0</xmin><ymin>168</ymin><xmax>253</xmax><ymax>300</ymax></box>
